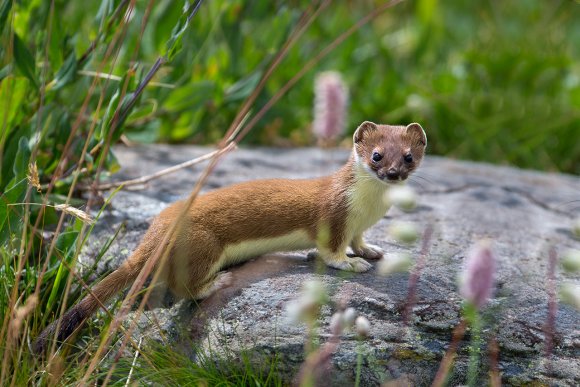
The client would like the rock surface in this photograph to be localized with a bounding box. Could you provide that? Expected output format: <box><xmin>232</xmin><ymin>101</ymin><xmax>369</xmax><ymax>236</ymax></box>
<box><xmin>82</xmin><ymin>145</ymin><xmax>580</xmax><ymax>386</ymax></box>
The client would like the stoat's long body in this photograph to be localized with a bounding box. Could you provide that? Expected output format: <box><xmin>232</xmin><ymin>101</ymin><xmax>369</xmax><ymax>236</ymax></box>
<box><xmin>34</xmin><ymin>121</ymin><xmax>427</xmax><ymax>353</ymax></box>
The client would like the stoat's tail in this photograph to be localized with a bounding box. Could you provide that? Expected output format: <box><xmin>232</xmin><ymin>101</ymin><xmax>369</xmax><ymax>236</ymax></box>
<box><xmin>33</xmin><ymin>255</ymin><xmax>144</xmax><ymax>355</ymax></box>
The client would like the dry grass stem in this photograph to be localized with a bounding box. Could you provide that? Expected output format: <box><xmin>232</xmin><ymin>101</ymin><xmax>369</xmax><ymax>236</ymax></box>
<box><xmin>94</xmin><ymin>143</ymin><xmax>237</xmax><ymax>191</ymax></box>
<box><xmin>54</xmin><ymin>204</ymin><xmax>94</xmax><ymax>224</ymax></box>
<box><xmin>432</xmin><ymin>319</ymin><xmax>467</xmax><ymax>387</ymax></box>
<box><xmin>403</xmin><ymin>224</ymin><xmax>433</xmax><ymax>325</ymax></box>
<box><xmin>8</xmin><ymin>295</ymin><xmax>38</xmax><ymax>342</ymax></box>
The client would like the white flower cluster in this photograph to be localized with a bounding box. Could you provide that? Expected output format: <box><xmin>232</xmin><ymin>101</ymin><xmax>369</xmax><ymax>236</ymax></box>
<box><xmin>329</xmin><ymin>307</ymin><xmax>370</xmax><ymax>338</ymax></box>
<box><xmin>286</xmin><ymin>279</ymin><xmax>329</xmax><ymax>324</ymax></box>
<box><xmin>385</xmin><ymin>185</ymin><xmax>417</xmax><ymax>212</ymax></box>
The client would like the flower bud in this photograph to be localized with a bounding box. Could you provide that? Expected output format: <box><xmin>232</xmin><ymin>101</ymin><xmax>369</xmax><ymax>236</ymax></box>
<box><xmin>285</xmin><ymin>300</ymin><xmax>305</xmax><ymax>324</ymax></box>
<box><xmin>559</xmin><ymin>282</ymin><xmax>580</xmax><ymax>310</ymax></box>
<box><xmin>330</xmin><ymin>312</ymin><xmax>344</xmax><ymax>335</ymax></box>
<box><xmin>377</xmin><ymin>252</ymin><xmax>413</xmax><ymax>276</ymax></box>
<box><xmin>561</xmin><ymin>250</ymin><xmax>580</xmax><ymax>273</ymax></box>
<box><xmin>313</xmin><ymin>71</ymin><xmax>348</xmax><ymax>146</ymax></box>
<box><xmin>389</xmin><ymin>221</ymin><xmax>419</xmax><ymax>245</ymax></box>
<box><xmin>342</xmin><ymin>307</ymin><xmax>357</xmax><ymax>328</ymax></box>
<box><xmin>285</xmin><ymin>279</ymin><xmax>329</xmax><ymax>323</ymax></box>
<box><xmin>303</xmin><ymin>279</ymin><xmax>328</xmax><ymax>306</ymax></box>
<box><xmin>386</xmin><ymin>185</ymin><xmax>417</xmax><ymax>211</ymax></box>
<box><xmin>355</xmin><ymin>316</ymin><xmax>370</xmax><ymax>337</ymax></box>
<box><xmin>458</xmin><ymin>242</ymin><xmax>497</xmax><ymax>309</ymax></box>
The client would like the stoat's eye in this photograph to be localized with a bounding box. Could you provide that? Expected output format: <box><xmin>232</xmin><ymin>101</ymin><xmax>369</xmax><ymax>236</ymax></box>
<box><xmin>372</xmin><ymin>152</ymin><xmax>383</xmax><ymax>162</ymax></box>
<box><xmin>404</xmin><ymin>153</ymin><xmax>413</xmax><ymax>163</ymax></box>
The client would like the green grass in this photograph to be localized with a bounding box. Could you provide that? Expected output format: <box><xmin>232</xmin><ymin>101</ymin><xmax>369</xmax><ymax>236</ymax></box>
<box><xmin>106</xmin><ymin>340</ymin><xmax>284</xmax><ymax>386</ymax></box>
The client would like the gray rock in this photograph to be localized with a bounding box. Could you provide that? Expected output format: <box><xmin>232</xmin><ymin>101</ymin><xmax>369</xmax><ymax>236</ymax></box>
<box><xmin>82</xmin><ymin>145</ymin><xmax>579</xmax><ymax>386</ymax></box>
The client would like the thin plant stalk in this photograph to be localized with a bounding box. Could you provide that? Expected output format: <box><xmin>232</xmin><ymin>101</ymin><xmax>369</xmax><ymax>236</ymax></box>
<box><xmin>543</xmin><ymin>247</ymin><xmax>558</xmax><ymax>374</ymax></box>
<box><xmin>432</xmin><ymin>319</ymin><xmax>467</xmax><ymax>387</ymax></box>
<box><xmin>403</xmin><ymin>224</ymin><xmax>433</xmax><ymax>325</ymax></box>
<box><xmin>488</xmin><ymin>335</ymin><xmax>501</xmax><ymax>386</ymax></box>
<box><xmin>354</xmin><ymin>341</ymin><xmax>363</xmax><ymax>387</ymax></box>
<box><xmin>464</xmin><ymin>304</ymin><xmax>481</xmax><ymax>386</ymax></box>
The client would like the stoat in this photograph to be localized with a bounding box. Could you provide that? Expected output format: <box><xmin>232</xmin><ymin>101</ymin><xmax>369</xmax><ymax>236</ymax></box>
<box><xmin>34</xmin><ymin>121</ymin><xmax>427</xmax><ymax>353</ymax></box>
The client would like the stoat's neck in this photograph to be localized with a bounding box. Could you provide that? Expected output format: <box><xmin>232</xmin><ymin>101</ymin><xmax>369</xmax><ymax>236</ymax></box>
<box><xmin>349</xmin><ymin>157</ymin><xmax>389</xmax><ymax>202</ymax></box>
<box><xmin>330</xmin><ymin>151</ymin><xmax>390</xmax><ymax>235</ymax></box>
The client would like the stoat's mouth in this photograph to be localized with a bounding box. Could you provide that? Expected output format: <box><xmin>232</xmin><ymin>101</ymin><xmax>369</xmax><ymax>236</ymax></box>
<box><xmin>354</xmin><ymin>159</ymin><xmax>408</xmax><ymax>185</ymax></box>
<box><xmin>365</xmin><ymin>171</ymin><xmax>405</xmax><ymax>186</ymax></box>
<box><xmin>378</xmin><ymin>175</ymin><xmax>406</xmax><ymax>185</ymax></box>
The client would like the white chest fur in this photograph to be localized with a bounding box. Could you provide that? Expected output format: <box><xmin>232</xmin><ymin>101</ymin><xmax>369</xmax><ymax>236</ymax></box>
<box><xmin>346</xmin><ymin>165</ymin><xmax>391</xmax><ymax>236</ymax></box>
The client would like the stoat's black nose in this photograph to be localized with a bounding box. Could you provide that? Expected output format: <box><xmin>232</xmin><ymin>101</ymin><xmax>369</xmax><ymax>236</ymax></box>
<box><xmin>386</xmin><ymin>169</ymin><xmax>399</xmax><ymax>180</ymax></box>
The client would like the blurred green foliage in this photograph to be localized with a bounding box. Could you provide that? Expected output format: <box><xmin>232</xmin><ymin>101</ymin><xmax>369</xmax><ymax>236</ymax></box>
<box><xmin>2</xmin><ymin>0</ymin><xmax>578</xmax><ymax>186</ymax></box>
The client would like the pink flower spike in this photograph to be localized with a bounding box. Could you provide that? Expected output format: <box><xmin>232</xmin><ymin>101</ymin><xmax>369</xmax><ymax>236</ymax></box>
<box><xmin>459</xmin><ymin>241</ymin><xmax>497</xmax><ymax>309</ymax></box>
<box><xmin>313</xmin><ymin>71</ymin><xmax>348</xmax><ymax>145</ymax></box>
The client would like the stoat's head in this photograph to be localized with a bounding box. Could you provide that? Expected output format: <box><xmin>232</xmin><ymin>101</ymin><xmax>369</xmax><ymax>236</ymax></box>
<box><xmin>353</xmin><ymin>121</ymin><xmax>427</xmax><ymax>184</ymax></box>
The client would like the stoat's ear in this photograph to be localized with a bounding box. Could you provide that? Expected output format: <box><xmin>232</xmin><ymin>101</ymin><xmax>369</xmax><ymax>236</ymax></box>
<box><xmin>406</xmin><ymin>122</ymin><xmax>427</xmax><ymax>147</ymax></box>
<box><xmin>353</xmin><ymin>121</ymin><xmax>378</xmax><ymax>143</ymax></box>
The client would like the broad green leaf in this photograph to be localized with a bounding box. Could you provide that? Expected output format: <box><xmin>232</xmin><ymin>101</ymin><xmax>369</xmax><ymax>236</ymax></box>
<box><xmin>97</xmin><ymin>90</ymin><xmax>120</xmax><ymax>141</ymax></box>
<box><xmin>12</xmin><ymin>33</ymin><xmax>38</xmax><ymax>88</ymax></box>
<box><xmin>0</xmin><ymin>76</ymin><xmax>28</xmax><ymax>130</ymax></box>
<box><xmin>51</xmin><ymin>52</ymin><xmax>78</xmax><ymax>90</ymax></box>
<box><xmin>13</xmin><ymin>136</ymin><xmax>31</xmax><ymax>180</ymax></box>
<box><xmin>126</xmin><ymin>100</ymin><xmax>156</xmax><ymax>123</ymax></box>
<box><xmin>103</xmin><ymin>149</ymin><xmax>120</xmax><ymax>174</ymax></box>
<box><xmin>0</xmin><ymin>64</ymin><xmax>13</xmax><ymax>82</ymax></box>
<box><xmin>164</xmin><ymin>80</ymin><xmax>215</xmax><ymax>112</ymax></box>
<box><xmin>1</xmin><ymin>125</ymin><xmax>29</xmax><ymax>190</ymax></box>
<box><xmin>165</xmin><ymin>1</ymin><xmax>202</xmax><ymax>61</ymax></box>
<box><xmin>224</xmin><ymin>71</ymin><xmax>262</xmax><ymax>103</ymax></box>
<box><xmin>0</xmin><ymin>0</ymin><xmax>12</xmax><ymax>34</ymax></box>
<box><xmin>0</xmin><ymin>177</ymin><xmax>26</xmax><ymax>244</ymax></box>
<box><xmin>96</xmin><ymin>0</ymin><xmax>114</xmax><ymax>31</ymax></box>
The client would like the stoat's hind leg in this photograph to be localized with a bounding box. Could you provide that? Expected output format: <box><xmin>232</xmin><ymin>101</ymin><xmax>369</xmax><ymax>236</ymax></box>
<box><xmin>168</xmin><ymin>228</ymin><xmax>224</xmax><ymax>299</ymax></box>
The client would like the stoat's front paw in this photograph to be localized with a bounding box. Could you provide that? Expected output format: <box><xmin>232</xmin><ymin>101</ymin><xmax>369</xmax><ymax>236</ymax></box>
<box><xmin>352</xmin><ymin>244</ymin><xmax>384</xmax><ymax>260</ymax></box>
<box><xmin>327</xmin><ymin>257</ymin><xmax>373</xmax><ymax>273</ymax></box>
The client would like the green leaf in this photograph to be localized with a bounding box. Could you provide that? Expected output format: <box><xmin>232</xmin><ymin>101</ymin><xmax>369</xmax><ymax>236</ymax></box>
<box><xmin>0</xmin><ymin>76</ymin><xmax>28</xmax><ymax>131</ymax></box>
<box><xmin>96</xmin><ymin>0</ymin><xmax>114</xmax><ymax>30</ymax></box>
<box><xmin>224</xmin><ymin>71</ymin><xmax>262</xmax><ymax>103</ymax></box>
<box><xmin>165</xmin><ymin>13</ymin><xmax>188</xmax><ymax>61</ymax></box>
<box><xmin>0</xmin><ymin>64</ymin><xmax>13</xmax><ymax>81</ymax></box>
<box><xmin>1</xmin><ymin>124</ymin><xmax>29</xmax><ymax>190</ymax></box>
<box><xmin>0</xmin><ymin>0</ymin><xmax>12</xmax><ymax>34</ymax></box>
<box><xmin>97</xmin><ymin>90</ymin><xmax>120</xmax><ymax>141</ymax></box>
<box><xmin>164</xmin><ymin>1</ymin><xmax>203</xmax><ymax>61</ymax></box>
<box><xmin>51</xmin><ymin>52</ymin><xmax>78</xmax><ymax>90</ymax></box>
<box><xmin>13</xmin><ymin>136</ymin><xmax>31</xmax><ymax>180</ymax></box>
<box><xmin>46</xmin><ymin>229</ymin><xmax>79</xmax><ymax>312</ymax></box>
<box><xmin>164</xmin><ymin>80</ymin><xmax>215</xmax><ymax>112</ymax></box>
<box><xmin>0</xmin><ymin>177</ymin><xmax>27</xmax><ymax>245</ymax></box>
<box><xmin>12</xmin><ymin>33</ymin><xmax>38</xmax><ymax>88</ymax></box>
